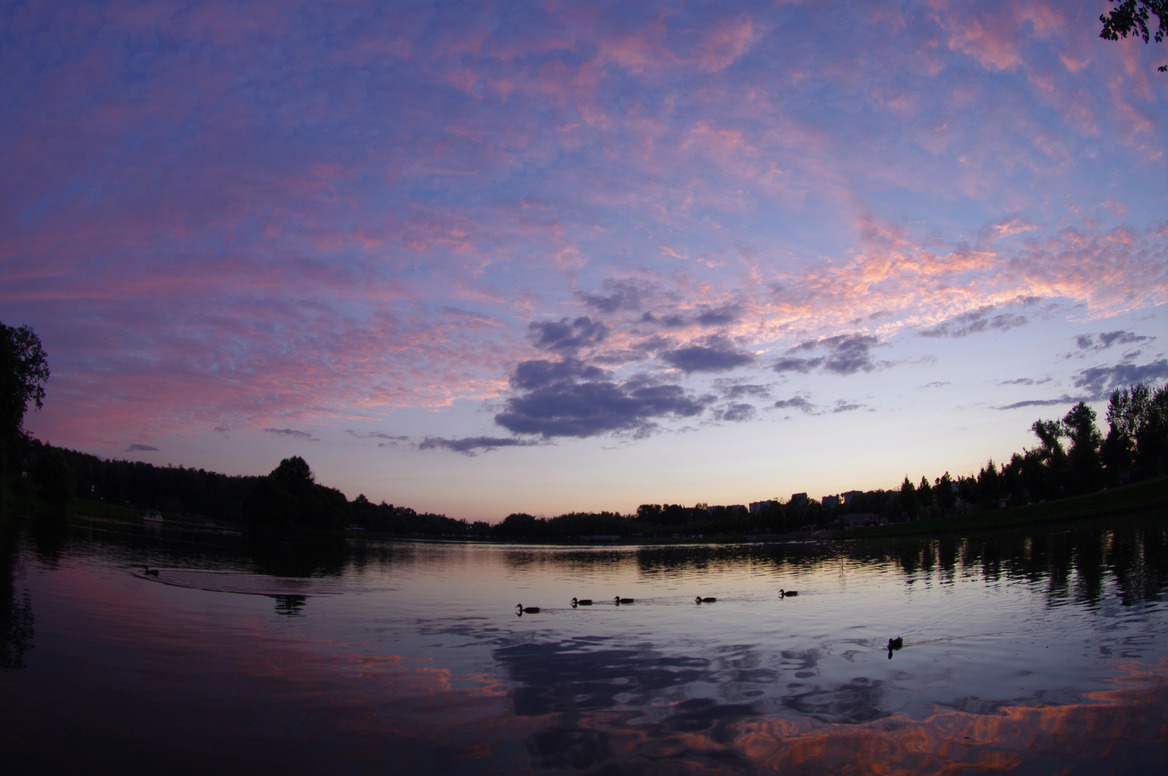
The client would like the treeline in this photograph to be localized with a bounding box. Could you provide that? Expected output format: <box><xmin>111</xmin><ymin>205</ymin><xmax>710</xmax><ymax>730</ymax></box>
<box><xmin>10</xmin><ymin>442</ymin><xmax>475</xmax><ymax>536</ymax></box>
<box><xmin>8</xmin><ymin>381</ymin><xmax>1168</xmax><ymax>540</ymax></box>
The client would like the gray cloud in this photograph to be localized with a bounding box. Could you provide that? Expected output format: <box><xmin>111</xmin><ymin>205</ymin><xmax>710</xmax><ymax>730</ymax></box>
<box><xmin>1073</xmin><ymin>359</ymin><xmax>1168</xmax><ymax>399</ymax></box>
<box><xmin>831</xmin><ymin>400</ymin><xmax>864</xmax><ymax>413</ymax></box>
<box><xmin>998</xmin><ymin>396</ymin><xmax>1077</xmax><ymax>410</ymax></box>
<box><xmin>920</xmin><ymin>306</ymin><xmax>1029</xmax><ymax>338</ymax></box>
<box><xmin>714</xmin><ymin>402</ymin><xmax>757</xmax><ymax>422</ymax></box>
<box><xmin>578</xmin><ymin>280</ymin><xmax>646</xmax><ymax>313</ymax></box>
<box><xmin>774</xmin><ymin>396</ymin><xmax>816</xmax><ymax>414</ymax></box>
<box><xmin>723</xmin><ymin>383</ymin><xmax>771</xmax><ymax>400</ymax></box>
<box><xmin>418</xmin><ymin>436</ymin><xmax>541</xmax><ymax>455</ymax></box>
<box><xmin>776</xmin><ymin>334</ymin><xmax>881</xmax><ymax>376</ymax></box>
<box><xmin>999</xmin><ymin>376</ymin><xmax>1052</xmax><ymax>386</ymax></box>
<box><xmin>529</xmin><ymin>316</ymin><xmax>608</xmax><ymax>353</ymax></box>
<box><xmin>127</xmin><ymin>443</ymin><xmax>159</xmax><ymax>452</ymax></box>
<box><xmin>495</xmin><ymin>377</ymin><xmax>712</xmax><ymax>439</ymax></box>
<box><xmin>661</xmin><ymin>337</ymin><xmax>754</xmax><ymax>374</ymax></box>
<box><xmin>511</xmin><ymin>358</ymin><xmax>610</xmax><ymax>390</ymax></box>
<box><xmin>638</xmin><ymin>304</ymin><xmax>742</xmax><ymax>330</ymax></box>
<box><xmin>264</xmin><ymin>428</ymin><xmax>318</xmax><ymax>441</ymax></box>
<box><xmin>640</xmin><ymin>312</ymin><xmax>688</xmax><ymax>328</ymax></box>
<box><xmin>1075</xmin><ymin>330</ymin><xmax>1151</xmax><ymax>353</ymax></box>
<box><xmin>695</xmin><ymin>305</ymin><xmax>739</xmax><ymax>326</ymax></box>
<box><xmin>772</xmin><ymin>357</ymin><xmax>823</xmax><ymax>374</ymax></box>
<box><xmin>820</xmin><ymin>335</ymin><xmax>879</xmax><ymax>374</ymax></box>
<box><xmin>347</xmin><ymin>430</ymin><xmax>411</xmax><ymax>448</ymax></box>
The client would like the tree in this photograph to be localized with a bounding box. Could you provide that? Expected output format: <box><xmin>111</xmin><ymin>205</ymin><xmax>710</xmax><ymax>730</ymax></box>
<box><xmin>1062</xmin><ymin>402</ymin><xmax>1103</xmax><ymax>493</ymax></box>
<box><xmin>899</xmin><ymin>476</ymin><xmax>916</xmax><ymax>519</ymax></box>
<box><xmin>1102</xmin><ymin>382</ymin><xmax>1168</xmax><ymax>479</ymax></box>
<box><xmin>271</xmin><ymin>455</ymin><xmax>315</xmax><ymax>491</ymax></box>
<box><xmin>934</xmin><ymin>472</ymin><xmax>957</xmax><ymax>513</ymax></box>
<box><xmin>1030</xmin><ymin>418</ymin><xmax>1068</xmax><ymax>498</ymax></box>
<box><xmin>1136</xmin><ymin>383</ymin><xmax>1168</xmax><ymax>474</ymax></box>
<box><xmin>917</xmin><ymin>475</ymin><xmax>934</xmax><ymax>514</ymax></box>
<box><xmin>31</xmin><ymin>448</ymin><xmax>76</xmax><ymax>505</ymax></box>
<box><xmin>1100</xmin><ymin>0</ymin><xmax>1168</xmax><ymax>71</ymax></box>
<box><xmin>1102</xmin><ymin>385</ymin><xmax>1145</xmax><ymax>477</ymax></box>
<box><xmin>0</xmin><ymin>322</ymin><xmax>50</xmax><ymax>441</ymax></box>
<box><xmin>242</xmin><ymin>457</ymin><xmax>347</xmax><ymax>532</ymax></box>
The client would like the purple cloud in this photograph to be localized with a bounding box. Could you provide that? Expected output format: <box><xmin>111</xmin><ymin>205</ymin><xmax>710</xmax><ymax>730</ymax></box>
<box><xmin>779</xmin><ymin>335</ymin><xmax>881</xmax><ymax>376</ymax></box>
<box><xmin>127</xmin><ymin>443</ymin><xmax>159</xmax><ymax>452</ymax></box>
<box><xmin>661</xmin><ymin>337</ymin><xmax>755</xmax><ymax>374</ymax></box>
<box><xmin>418</xmin><ymin>436</ymin><xmax>540</xmax><ymax>454</ymax></box>
<box><xmin>510</xmin><ymin>358</ymin><xmax>610</xmax><ymax>390</ymax></box>
<box><xmin>529</xmin><ymin>317</ymin><xmax>609</xmax><ymax>353</ymax></box>
<box><xmin>774</xmin><ymin>396</ymin><xmax>815</xmax><ymax>414</ymax></box>
<box><xmin>1073</xmin><ymin>360</ymin><xmax>1168</xmax><ymax>399</ymax></box>
<box><xmin>920</xmin><ymin>306</ymin><xmax>1030</xmax><ymax>338</ymax></box>
<box><xmin>495</xmin><ymin>379</ymin><xmax>712</xmax><ymax>439</ymax></box>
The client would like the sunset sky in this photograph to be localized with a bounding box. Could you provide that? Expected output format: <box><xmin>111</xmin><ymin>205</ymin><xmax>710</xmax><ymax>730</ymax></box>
<box><xmin>2</xmin><ymin>0</ymin><xmax>1165</xmax><ymax>521</ymax></box>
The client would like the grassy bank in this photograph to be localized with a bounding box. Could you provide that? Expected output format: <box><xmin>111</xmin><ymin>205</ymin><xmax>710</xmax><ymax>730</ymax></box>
<box><xmin>835</xmin><ymin>476</ymin><xmax>1167</xmax><ymax>539</ymax></box>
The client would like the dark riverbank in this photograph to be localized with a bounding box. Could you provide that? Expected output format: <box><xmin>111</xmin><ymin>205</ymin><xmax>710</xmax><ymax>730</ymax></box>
<box><xmin>835</xmin><ymin>475</ymin><xmax>1168</xmax><ymax>539</ymax></box>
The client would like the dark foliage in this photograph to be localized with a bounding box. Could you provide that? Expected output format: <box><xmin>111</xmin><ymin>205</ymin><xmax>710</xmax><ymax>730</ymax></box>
<box><xmin>1100</xmin><ymin>0</ymin><xmax>1168</xmax><ymax>71</ymax></box>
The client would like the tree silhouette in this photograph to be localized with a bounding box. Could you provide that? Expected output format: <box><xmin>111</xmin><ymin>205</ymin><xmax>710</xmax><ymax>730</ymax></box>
<box><xmin>0</xmin><ymin>322</ymin><xmax>49</xmax><ymax>441</ymax></box>
<box><xmin>1100</xmin><ymin>0</ymin><xmax>1168</xmax><ymax>71</ymax></box>
<box><xmin>1063</xmin><ymin>402</ymin><xmax>1103</xmax><ymax>493</ymax></box>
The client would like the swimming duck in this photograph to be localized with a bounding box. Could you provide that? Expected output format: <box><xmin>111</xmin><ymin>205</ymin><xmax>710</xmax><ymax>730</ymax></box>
<box><xmin>571</xmin><ymin>597</ymin><xmax>593</xmax><ymax>607</ymax></box>
<box><xmin>887</xmin><ymin>636</ymin><xmax>903</xmax><ymax>650</ymax></box>
<box><xmin>142</xmin><ymin>566</ymin><xmax>159</xmax><ymax>577</ymax></box>
<box><xmin>516</xmin><ymin>604</ymin><xmax>541</xmax><ymax>614</ymax></box>
<box><xmin>779</xmin><ymin>588</ymin><xmax>798</xmax><ymax>597</ymax></box>
<box><xmin>695</xmin><ymin>596</ymin><xmax>717</xmax><ymax>604</ymax></box>
<box><xmin>614</xmin><ymin>596</ymin><xmax>634</xmax><ymax>605</ymax></box>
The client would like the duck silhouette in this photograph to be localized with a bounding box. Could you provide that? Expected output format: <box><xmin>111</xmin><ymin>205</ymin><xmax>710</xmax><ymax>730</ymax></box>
<box><xmin>515</xmin><ymin>604</ymin><xmax>541</xmax><ymax>614</ymax></box>
<box><xmin>779</xmin><ymin>588</ymin><xmax>798</xmax><ymax>598</ymax></box>
<box><xmin>887</xmin><ymin>636</ymin><xmax>903</xmax><ymax>658</ymax></box>
<box><xmin>614</xmin><ymin>596</ymin><xmax>634</xmax><ymax>605</ymax></box>
<box><xmin>695</xmin><ymin>596</ymin><xmax>717</xmax><ymax>604</ymax></box>
<box><xmin>571</xmin><ymin>597</ymin><xmax>593</xmax><ymax>607</ymax></box>
<box><xmin>142</xmin><ymin>566</ymin><xmax>159</xmax><ymax>577</ymax></box>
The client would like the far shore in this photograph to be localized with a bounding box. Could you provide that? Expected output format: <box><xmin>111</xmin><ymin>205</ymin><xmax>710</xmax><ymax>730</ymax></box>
<box><xmin>832</xmin><ymin>476</ymin><xmax>1167</xmax><ymax>540</ymax></box>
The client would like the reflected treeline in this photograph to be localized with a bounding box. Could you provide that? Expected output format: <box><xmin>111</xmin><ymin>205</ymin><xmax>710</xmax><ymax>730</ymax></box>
<box><xmin>0</xmin><ymin>514</ymin><xmax>34</xmax><ymax>670</ymax></box>
<box><xmin>489</xmin><ymin>539</ymin><xmax>844</xmax><ymax>579</ymax></box>
<box><xmin>241</xmin><ymin>527</ymin><xmax>348</xmax><ymax>578</ymax></box>
<box><xmin>484</xmin><ymin>517</ymin><xmax>1168</xmax><ymax>610</ymax></box>
<box><xmin>842</xmin><ymin>514</ymin><xmax>1168</xmax><ymax>607</ymax></box>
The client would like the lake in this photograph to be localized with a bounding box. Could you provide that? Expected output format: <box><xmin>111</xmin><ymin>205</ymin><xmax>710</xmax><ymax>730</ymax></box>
<box><xmin>2</xmin><ymin>513</ymin><xmax>1167</xmax><ymax>775</ymax></box>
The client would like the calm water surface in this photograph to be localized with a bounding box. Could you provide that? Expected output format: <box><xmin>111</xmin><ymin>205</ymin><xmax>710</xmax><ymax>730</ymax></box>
<box><xmin>3</xmin><ymin>514</ymin><xmax>1167</xmax><ymax>774</ymax></box>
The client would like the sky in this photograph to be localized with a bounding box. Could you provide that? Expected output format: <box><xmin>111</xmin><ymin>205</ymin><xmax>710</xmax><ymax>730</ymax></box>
<box><xmin>2</xmin><ymin>0</ymin><xmax>1166</xmax><ymax>522</ymax></box>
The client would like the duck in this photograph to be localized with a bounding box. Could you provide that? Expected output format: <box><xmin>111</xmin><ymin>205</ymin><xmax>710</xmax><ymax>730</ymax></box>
<box><xmin>142</xmin><ymin>566</ymin><xmax>159</xmax><ymax>577</ymax></box>
<box><xmin>614</xmin><ymin>596</ymin><xmax>635</xmax><ymax>605</ymax></box>
<box><xmin>887</xmin><ymin>636</ymin><xmax>903</xmax><ymax>650</ymax></box>
<box><xmin>695</xmin><ymin>596</ymin><xmax>717</xmax><ymax>604</ymax></box>
<box><xmin>779</xmin><ymin>588</ymin><xmax>798</xmax><ymax>597</ymax></box>
<box><xmin>515</xmin><ymin>604</ymin><xmax>541</xmax><ymax>614</ymax></box>
<box><xmin>571</xmin><ymin>597</ymin><xmax>593</xmax><ymax>607</ymax></box>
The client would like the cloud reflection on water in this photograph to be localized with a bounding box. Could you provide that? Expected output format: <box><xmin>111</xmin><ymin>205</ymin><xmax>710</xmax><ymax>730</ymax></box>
<box><xmin>495</xmin><ymin>636</ymin><xmax>1168</xmax><ymax>774</ymax></box>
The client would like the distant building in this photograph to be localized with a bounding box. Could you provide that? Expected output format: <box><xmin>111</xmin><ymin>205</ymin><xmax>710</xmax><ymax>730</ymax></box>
<box><xmin>842</xmin><ymin>490</ymin><xmax>863</xmax><ymax>506</ymax></box>
<box><xmin>790</xmin><ymin>493</ymin><xmax>808</xmax><ymax>506</ymax></box>
<box><xmin>749</xmin><ymin>500</ymin><xmax>779</xmax><ymax>514</ymax></box>
<box><xmin>822</xmin><ymin>495</ymin><xmax>840</xmax><ymax>509</ymax></box>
